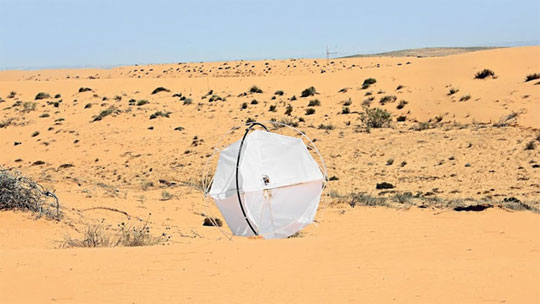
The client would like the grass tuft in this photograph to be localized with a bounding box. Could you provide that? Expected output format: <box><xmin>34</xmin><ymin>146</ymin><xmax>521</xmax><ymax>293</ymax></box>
<box><xmin>475</xmin><ymin>69</ymin><xmax>495</xmax><ymax>79</ymax></box>
<box><xmin>524</xmin><ymin>73</ymin><xmax>540</xmax><ymax>82</ymax></box>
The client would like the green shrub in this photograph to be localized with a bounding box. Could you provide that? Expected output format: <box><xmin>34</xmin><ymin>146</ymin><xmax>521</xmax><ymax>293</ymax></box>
<box><xmin>249</xmin><ymin>86</ymin><xmax>263</xmax><ymax>94</ymax></box>
<box><xmin>78</xmin><ymin>87</ymin><xmax>92</xmax><ymax>93</ymax></box>
<box><xmin>308</xmin><ymin>99</ymin><xmax>320</xmax><ymax>106</ymax></box>
<box><xmin>275</xmin><ymin>90</ymin><xmax>284</xmax><ymax>96</ymax></box>
<box><xmin>269</xmin><ymin>105</ymin><xmax>277</xmax><ymax>112</ymax></box>
<box><xmin>305</xmin><ymin>108</ymin><xmax>316</xmax><ymax>115</ymax></box>
<box><xmin>149</xmin><ymin>111</ymin><xmax>171</xmax><ymax>119</ymax></box>
<box><xmin>363</xmin><ymin>78</ymin><xmax>376</xmax><ymax>86</ymax></box>
<box><xmin>341</xmin><ymin>107</ymin><xmax>350</xmax><ymax>114</ymax></box>
<box><xmin>151</xmin><ymin>87</ymin><xmax>170</xmax><ymax>94</ymax></box>
<box><xmin>361</xmin><ymin>107</ymin><xmax>391</xmax><ymax>128</ymax></box>
<box><xmin>183</xmin><ymin>98</ymin><xmax>192</xmax><ymax>105</ymax></box>
<box><xmin>285</xmin><ymin>104</ymin><xmax>293</xmax><ymax>116</ymax></box>
<box><xmin>362</xmin><ymin>78</ymin><xmax>376</xmax><ymax>89</ymax></box>
<box><xmin>250</xmin><ymin>99</ymin><xmax>258</xmax><ymax>105</ymax></box>
<box><xmin>136</xmin><ymin>100</ymin><xmax>149</xmax><ymax>106</ymax></box>
<box><xmin>318</xmin><ymin>123</ymin><xmax>334</xmax><ymax>130</ymax></box>
<box><xmin>447</xmin><ymin>88</ymin><xmax>459</xmax><ymax>95</ymax></box>
<box><xmin>35</xmin><ymin>92</ymin><xmax>50</xmax><ymax>100</ymax></box>
<box><xmin>241</xmin><ymin>102</ymin><xmax>248</xmax><ymax>109</ymax></box>
<box><xmin>459</xmin><ymin>95</ymin><xmax>471</xmax><ymax>102</ymax></box>
<box><xmin>300</xmin><ymin>86</ymin><xmax>317</xmax><ymax>98</ymax></box>
<box><xmin>396</xmin><ymin>115</ymin><xmax>407</xmax><ymax>122</ymax></box>
<box><xmin>208</xmin><ymin>95</ymin><xmax>223</xmax><ymax>102</ymax></box>
<box><xmin>92</xmin><ymin>107</ymin><xmax>116</xmax><ymax>122</ymax></box>
<box><xmin>396</xmin><ymin>100</ymin><xmax>408</xmax><ymax>109</ymax></box>
<box><xmin>379</xmin><ymin>95</ymin><xmax>397</xmax><ymax>105</ymax></box>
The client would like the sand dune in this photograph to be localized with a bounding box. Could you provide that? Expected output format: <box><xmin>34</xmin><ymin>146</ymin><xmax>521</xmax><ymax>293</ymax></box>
<box><xmin>0</xmin><ymin>46</ymin><xmax>539</xmax><ymax>303</ymax></box>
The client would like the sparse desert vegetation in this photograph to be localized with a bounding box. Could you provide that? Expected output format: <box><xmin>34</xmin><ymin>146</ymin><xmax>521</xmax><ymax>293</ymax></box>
<box><xmin>0</xmin><ymin>168</ymin><xmax>60</xmax><ymax>219</ymax></box>
<box><xmin>249</xmin><ymin>85</ymin><xmax>263</xmax><ymax>94</ymax></box>
<box><xmin>396</xmin><ymin>100</ymin><xmax>408</xmax><ymax>109</ymax></box>
<box><xmin>149</xmin><ymin>111</ymin><xmax>171</xmax><ymax>119</ymax></box>
<box><xmin>151</xmin><ymin>87</ymin><xmax>170</xmax><ymax>94</ymax></box>
<box><xmin>136</xmin><ymin>99</ymin><xmax>149</xmax><ymax>106</ymax></box>
<box><xmin>92</xmin><ymin>107</ymin><xmax>117</xmax><ymax>122</ymax></box>
<box><xmin>447</xmin><ymin>88</ymin><xmax>459</xmax><ymax>95</ymax></box>
<box><xmin>63</xmin><ymin>219</ymin><xmax>169</xmax><ymax>248</ymax></box>
<box><xmin>285</xmin><ymin>104</ymin><xmax>293</xmax><ymax>115</ymax></box>
<box><xmin>379</xmin><ymin>95</ymin><xmax>396</xmax><ymax>105</ymax></box>
<box><xmin>360</xmin><ymin>107</ymin><xmax>392</xmax><ymax>128</ymax></box>
<box><xmin>524</xmin><ymin>73</ymin><xmax>540</xmax><ymax>82</ymax></box>
<box><xmin>362</xmin><ymin>78</ymin><xmax>376</xmax><ymax>89</ymax></box>
<box><xmin>459</xmin><ymin>94</ymin><xmax>471</xmax><ymax>102</ymax></box>
<box><xmin>301</xmin><ymin>86</ymin><xmax>317</xmax><ymax>97</ymax></box>
<box><xmin>78</xmin><ymin>87</ymin><xmax>92</xmax><ymax>93</ymax></box>
<box><xmin>35</xmin><ymin>92</ymin><xmax>50</xmax><ymax>100</ymax></box>
<box><xmin>308</xmin><ymin>99</ymin><xmax>321</xmax><ymax>106</ymax></box>
<box><xmin>474</xmin><ymin>68</ymin><xmax>496</xmax><ymax>79</ymax></box>
<box><xmin>0</xmin><ymin>45</ymin><xmax>539</xmax><ymax>304</ymax></box>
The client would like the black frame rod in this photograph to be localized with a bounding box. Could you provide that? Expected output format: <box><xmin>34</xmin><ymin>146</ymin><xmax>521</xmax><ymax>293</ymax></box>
<box><xmin>235</xmin><ymin>122</ymin><xmax>268</xmax><ymax>236</ymax></box>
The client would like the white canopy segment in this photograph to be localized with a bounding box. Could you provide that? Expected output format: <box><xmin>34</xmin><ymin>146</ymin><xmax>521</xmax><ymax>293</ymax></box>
<box><xmin>209</xmin><ymin>124</ymin><xmax>325</xmax><ymax>239</ymax></box>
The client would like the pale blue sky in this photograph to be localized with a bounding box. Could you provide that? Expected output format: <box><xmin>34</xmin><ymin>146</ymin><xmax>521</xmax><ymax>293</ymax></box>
<box><xmin>1</xmin><ymin>0</ymin><xmax>539</xmax><ymax>69</ymax></box>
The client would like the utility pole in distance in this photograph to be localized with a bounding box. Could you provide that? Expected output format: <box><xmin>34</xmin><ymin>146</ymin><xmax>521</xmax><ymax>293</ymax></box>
<box><xmin>326</xmin><ymin>45</ymin><xmax>337</xmax><ymax>65</ymax></box>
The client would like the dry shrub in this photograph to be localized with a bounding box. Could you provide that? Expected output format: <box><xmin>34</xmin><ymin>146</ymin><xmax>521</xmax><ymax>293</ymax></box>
<box><xmin>0</xmin><ymin>168</ymin><xmax>60</xmax><ymax>219</ymax></box>
<box><xmin>63</xmin><ymin>218</ymin><xmax>169</xmax><ymax>248</ymax></box>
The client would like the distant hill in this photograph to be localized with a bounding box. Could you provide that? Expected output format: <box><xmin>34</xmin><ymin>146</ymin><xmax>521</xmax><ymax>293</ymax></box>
<box><xmin>343</xmin><ymin>47</ymin><xmax>502</xmax><ymax>58</ymax></box>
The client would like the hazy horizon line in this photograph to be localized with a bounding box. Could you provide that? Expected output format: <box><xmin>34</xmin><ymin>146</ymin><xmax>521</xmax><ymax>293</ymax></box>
<box><xmin>1</xmin><ymin>40</ymin><xmax>538</xmax><ymax>72</ymax></box>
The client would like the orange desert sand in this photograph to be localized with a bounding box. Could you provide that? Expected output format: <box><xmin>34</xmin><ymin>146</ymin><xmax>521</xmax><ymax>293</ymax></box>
<box><xmin>0</xmin><ymin>46</ymin><xmax>539</xmax><ymax>303</ymax></box>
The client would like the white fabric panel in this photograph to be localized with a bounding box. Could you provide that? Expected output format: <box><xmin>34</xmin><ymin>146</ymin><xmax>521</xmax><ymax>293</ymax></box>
<box><xmin>209</xmin><ymin>130</ymin><xmax>323</xmax><ymax>197</ymax></box>
<box><xmin>209</xmin><ymin>139</ymin><xmax>241</xmax><ymax>200</ymax></box>
<box><xmin>213</xmin><ymin>180</ymin><xmax>323</xmax><ymax>238</ymax></box>
<box><xmin>243</xmin><ymin>131</ymin><xmax>323</xmax><ymax>191</ymax></box>
<box><xmin>213</xmin><ymin>194</ymin><xmax>256</xmax><ymax>237</ymax></box>
<box><xmin>209</xmin><ymin>128</ymin><xmax>324</xmax><ymax>239</ymax></box>
<box><xmin>244</xmin><ymin>180</ymin><xmax>323</xmax><ymax>238</ymax></box>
